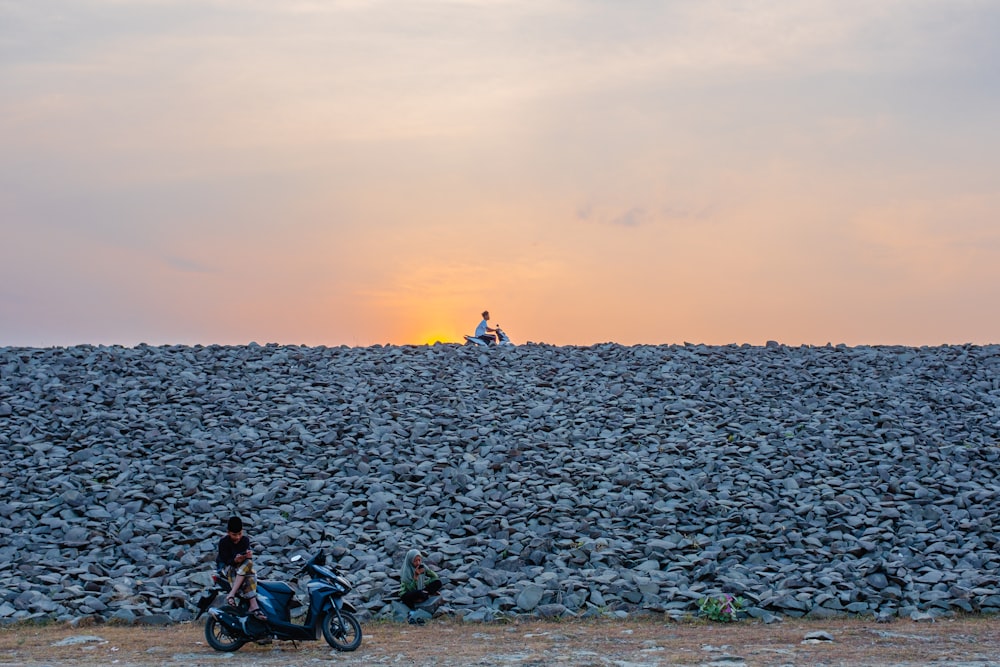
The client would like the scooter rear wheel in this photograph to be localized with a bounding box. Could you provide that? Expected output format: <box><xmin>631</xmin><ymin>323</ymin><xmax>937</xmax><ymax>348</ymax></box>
<box><xmin>205</xmin><ymin>616</ymin><xmax>247</xmax><ymax>652</ymax></box>
<box><xmin>322</xmin><ymin>610</ymin><xmax>362</xmax><ymax>651</ymax></box>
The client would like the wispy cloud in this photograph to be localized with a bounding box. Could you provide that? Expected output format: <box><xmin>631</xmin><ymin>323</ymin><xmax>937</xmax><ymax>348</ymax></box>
<box><xmin>164</xmin><ymin>255</ymin><xmax>214</xmax><ymax>274</ymax></box>
<box><xmin>577</xmin><ymin>203</ymin><xmax>713</xmax><ymax>229</ymax></box>
<box><xmin>609</xmin><ymin>208</ymin><xmax>647</xmax><ymax>228</ymax></box>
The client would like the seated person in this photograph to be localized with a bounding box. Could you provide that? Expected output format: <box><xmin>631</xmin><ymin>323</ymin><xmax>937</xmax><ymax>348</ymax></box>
<box><xmin>399</xmin><ymin>549</ymin><xmax>442</xmax><ymax>625</ymax></box>
<box><xmin>216</xmin><ymin>516</ymin><xmax>267</xmax><ymax>620</ymax></box>
<box><xmin>475</xmin><ymin>310</ymin><xmax>497</xmax><ymax>344</ymax></box>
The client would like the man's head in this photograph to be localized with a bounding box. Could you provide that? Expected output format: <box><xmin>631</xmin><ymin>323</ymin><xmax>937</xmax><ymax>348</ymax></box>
<box><xmin>226</xmin><ymin>516</ymin><xmax>243</xmax><ymax>541</ymax></box>
<box><xmin>482</xmin><ymin>311</ymin><xmax>490</xmax><ymax>320</ymax></box>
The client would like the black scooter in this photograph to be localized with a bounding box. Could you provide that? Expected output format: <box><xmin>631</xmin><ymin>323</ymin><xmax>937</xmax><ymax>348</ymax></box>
<box><xmin>194</xmin><ymin>534</ymin><xmax>362</xmax><ymax>652</ymax></box>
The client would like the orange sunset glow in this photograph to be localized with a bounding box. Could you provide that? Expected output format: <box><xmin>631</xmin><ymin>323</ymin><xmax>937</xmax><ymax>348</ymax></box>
<box><xmin>2</xmin><ymin>2</ymin><xmax>999</xmax><ymax>347</ymax></box>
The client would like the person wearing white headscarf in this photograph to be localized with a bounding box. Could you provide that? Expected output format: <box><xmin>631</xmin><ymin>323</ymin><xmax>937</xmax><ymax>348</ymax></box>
<box><xmin>399</xmin><ymin>549</ymin><xmax>442</xmax><ymax>624</ymax></box>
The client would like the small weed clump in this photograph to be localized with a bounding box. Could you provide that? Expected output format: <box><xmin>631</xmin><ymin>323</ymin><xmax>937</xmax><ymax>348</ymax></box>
<box><xmin>697</xmin><ymin>595</ymin><xmax>746</xmax><ymax>622</ymax></box>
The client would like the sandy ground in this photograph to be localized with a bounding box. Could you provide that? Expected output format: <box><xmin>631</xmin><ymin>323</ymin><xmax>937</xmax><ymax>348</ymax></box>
<box><xmin>2</xmin><ymin>616</ymin><xmax>1000</xmax><ymax>666</ymax></box>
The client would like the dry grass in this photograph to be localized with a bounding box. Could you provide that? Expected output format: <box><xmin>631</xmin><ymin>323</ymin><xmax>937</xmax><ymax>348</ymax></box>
<box><xmin>2</xmin><ymin>615</ymin><xmax>999</xmax><ymax>666</ymax></box>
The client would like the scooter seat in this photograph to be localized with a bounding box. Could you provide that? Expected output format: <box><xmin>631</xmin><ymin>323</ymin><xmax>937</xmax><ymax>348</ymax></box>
<box><xmin>464</xmin><ymin>336</ymin><xmax>490</xmax><ymax>346</ymax></box>
<box><xmin>258</xmin><ymin>580</ymin><xmax>295</xmax><ymax>595</ymax></box>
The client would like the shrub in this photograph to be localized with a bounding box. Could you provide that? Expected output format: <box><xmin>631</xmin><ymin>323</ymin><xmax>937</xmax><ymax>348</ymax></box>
<box><xmin>697</xmin><ymin>594</ymin><xmax>746</xmax><ymax>622</ymax></box>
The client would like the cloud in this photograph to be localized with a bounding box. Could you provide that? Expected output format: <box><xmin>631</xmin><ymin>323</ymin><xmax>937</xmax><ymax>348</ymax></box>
<box><xmin>609</xmin><ymin>208</ymin><xmax>647</xmax><ymax>228</ymax></box>
<box><xmin>577</xmin><ymin>204</ymin><xmax>647</xmax><ymax>227</ymax></box>
<box><xmin>164</xmin><ymin>255</ymin><xmax>214</xmax><ymax>274</ymax></box>
<box><xmin>577</xmin><ymin>202</ymin><xmax>714</xmax><ymax>229</ymax></box>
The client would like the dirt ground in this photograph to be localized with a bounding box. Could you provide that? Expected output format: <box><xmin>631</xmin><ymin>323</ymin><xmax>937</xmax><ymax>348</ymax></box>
<box><xmin>2</xmin><ymin>615</ymin><xmax>999</xmax><ymax>666</ymax></box>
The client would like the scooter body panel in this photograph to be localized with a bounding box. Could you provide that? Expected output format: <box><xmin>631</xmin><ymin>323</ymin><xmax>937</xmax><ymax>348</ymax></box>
<box><xmin>302</xmin><ymin>579</ymin><xmax>343</xmax><ymax>627</ymax></box>
<box><xmin>208</xmin><ymin>607</ymin><xmax>269</xmax><ymax>640</ymax></box>
<box><xmin>262</xmin><ymin>617</ymin><xmax>317</xmax><ymax>642</ymax></box>
<box><xmin>256</xmin><ymin>581</ymin><xmax>296</xmax><ymax>622</ymax></box>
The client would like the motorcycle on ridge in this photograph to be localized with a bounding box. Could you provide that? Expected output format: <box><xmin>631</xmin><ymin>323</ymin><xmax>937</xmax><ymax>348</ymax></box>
<box><xmin>194</xmin><ymin>532</ymin><xmax>362</xmax><ymax>652</ymax></box>
<box><xmin>464</xmin><ymin>325</ymin><xmax>513</xmax><ymax>347</ymax></box>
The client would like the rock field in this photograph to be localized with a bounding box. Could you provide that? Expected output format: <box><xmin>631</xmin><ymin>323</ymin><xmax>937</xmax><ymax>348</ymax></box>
<box><xmin>1</xmin><ymin>341</ymin><xmax>999</xmax><ymax>625</ymax></box>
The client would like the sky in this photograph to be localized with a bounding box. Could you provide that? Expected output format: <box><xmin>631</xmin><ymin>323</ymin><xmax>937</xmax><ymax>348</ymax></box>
<box><xmin>2</xmin><ymin>0</ymin><xmax>999</xmax><ymax>348</ymax></box>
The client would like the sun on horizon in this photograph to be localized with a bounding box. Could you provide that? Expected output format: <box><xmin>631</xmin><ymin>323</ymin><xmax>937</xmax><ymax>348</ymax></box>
<box><xmin>418</xmin><ymin>329</ymin><xmax>463</xmax><ymax>346</ymax></box>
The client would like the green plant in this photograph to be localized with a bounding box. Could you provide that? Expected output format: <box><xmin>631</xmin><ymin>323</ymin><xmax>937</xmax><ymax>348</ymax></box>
<box><xmin>697</xmin><ymin>594</ymin><xmax>745</xmax><ymax>622</ymax></box>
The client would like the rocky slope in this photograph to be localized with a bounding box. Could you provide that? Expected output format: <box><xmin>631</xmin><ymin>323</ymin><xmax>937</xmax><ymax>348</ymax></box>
<box><xmin>1</xmin><ymin>342</ymin><xmax>999</xmax><ymax>624</ymax></box>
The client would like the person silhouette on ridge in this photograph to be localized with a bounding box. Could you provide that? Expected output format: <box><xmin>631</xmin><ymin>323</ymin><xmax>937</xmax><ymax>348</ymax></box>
<box><xmin>475</xmin><ymin>310</ymin><xmax>497</xmax><ymax>345</ymax></box>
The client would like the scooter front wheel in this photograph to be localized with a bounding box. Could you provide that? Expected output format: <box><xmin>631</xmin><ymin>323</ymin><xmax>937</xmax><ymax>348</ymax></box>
<box><xmin>322</xmin><ymin>610</ymin><xmax>362</xmax><ymax>651</ymax></box>
<box><xmin>204</xmin><ymin>616</ymin><xmax>248</xmax><ymax>652</ymax></box>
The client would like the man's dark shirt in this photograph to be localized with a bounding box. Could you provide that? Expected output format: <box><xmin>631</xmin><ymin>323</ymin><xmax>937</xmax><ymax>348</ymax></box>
<box><xmin>217</xmin><ymin>535</ymin><xmax>250</xmax><ymax>568</ymax></box>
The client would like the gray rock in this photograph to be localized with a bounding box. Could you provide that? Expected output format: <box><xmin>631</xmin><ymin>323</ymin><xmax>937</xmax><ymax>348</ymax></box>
<box><xmin>536</xmin><ymin>603</ymin><xmax>570</xmax><ymax>618</ymax></box>
<box><xmin>2</xmin><ymin>343</ymin><xmax>1000</xmax><ymax>624</ymax></box>
<box><xmin>52</xmin><ymin>635</ymin><xmax>107</xmax><ymax>646</ymax></box>
<box><xmin>110</xmin><ymin>608</ymin><xmax>138</xmax><ymax>624</ymax></box>
<box><xmin>516</xmin><ymin>585</ymin><xmax>545</xmax><ymax>611</ymax></box>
